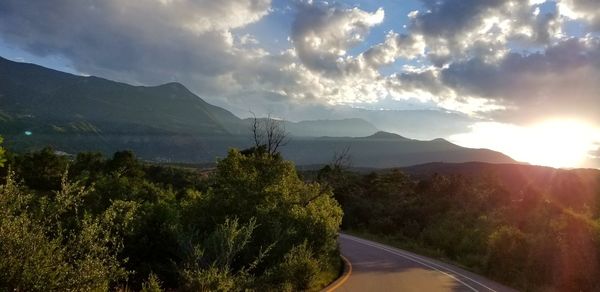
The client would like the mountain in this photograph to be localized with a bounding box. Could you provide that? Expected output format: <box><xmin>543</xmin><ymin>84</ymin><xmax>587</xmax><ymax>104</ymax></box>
<box><xmin>243</xmin><ymin>118</ymin><xmax>378</xmax><ymax>137</ymax></box>
<box><xmin>364</xmin><ymin>131</ymin><xmax>410</xmax><ymax>140</ymax></box>
<box><xmin>280</xmin><ymin>135</ymin><xmax>514</xmax><ymax>168</ymax></box>
<box><xmin>0</xmin><ymin>56</ymin><xmax>245</xmax><ymax>136</ymax></box>
<box><xmin>351</xmin><ymin>109</ymin><xmax>475</xmax><ymax>140</ymax></box>
<box><xmin>0</xmin><ymin>56</ymin><xmax>516</xmax><ymax>167</ymax></box>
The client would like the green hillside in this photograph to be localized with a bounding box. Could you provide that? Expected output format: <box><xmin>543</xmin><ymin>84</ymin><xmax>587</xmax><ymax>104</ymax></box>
<box><xmin>0</xmin><ymin>56</ymin><xmax>245</xmax><ymax>136</ymax></box>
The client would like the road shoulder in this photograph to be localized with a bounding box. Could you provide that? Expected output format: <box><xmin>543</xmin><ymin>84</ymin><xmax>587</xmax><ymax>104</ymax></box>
<box><xmin>321</xmin><ymin>255</ymin><xmax>352</xmax><ymax>292</ymax></box>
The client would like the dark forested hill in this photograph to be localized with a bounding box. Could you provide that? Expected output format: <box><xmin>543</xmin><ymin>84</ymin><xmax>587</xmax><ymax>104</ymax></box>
<box><xmin>400</xmin><ymin>162</ymin><xmax>600</xmax><ymax>208</ymax></box>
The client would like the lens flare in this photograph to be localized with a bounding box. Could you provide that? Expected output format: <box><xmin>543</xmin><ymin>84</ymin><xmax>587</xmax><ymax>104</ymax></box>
<box><xmin>450</xmin><ymin>119</ymin><xmax>600</xmax><ymax>168</ymax></box>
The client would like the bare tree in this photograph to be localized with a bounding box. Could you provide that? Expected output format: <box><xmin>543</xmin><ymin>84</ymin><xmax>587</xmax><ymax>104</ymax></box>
<box><xmin>293</xmin><ymin>146</ymin><xmax>352</xmax><ymax>207</ymax></box>
<box><xmin>250</xmin><ymin>113</ymin><xmax>289</xmax><ymax>156</ymax></box>
<box><xmin>331</xmin><ymin>145</ymin><xmax>352</xmax><ymax>170</ymax></box>
<box><xmin>250</xmin><ymin>112</ymin><xmax>263</xmax><ymax>149</ymax></box>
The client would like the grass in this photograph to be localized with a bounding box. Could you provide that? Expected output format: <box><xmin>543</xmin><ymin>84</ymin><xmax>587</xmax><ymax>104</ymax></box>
<box><xmin>312</xmin><ymin>255</ymin><xmax>344</xmax><ymax>291</ymax></box>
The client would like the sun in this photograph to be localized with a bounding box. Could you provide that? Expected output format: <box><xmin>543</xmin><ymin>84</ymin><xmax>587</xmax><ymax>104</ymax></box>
<box><xmin>517</xmin><ymin>120</ymin><xmax>598</xmax><ymax>168</ymax></box>
<box><xmin>450</xmin><ymin>119</ymin><xmax>600</xmax><ymax>169</ymax></box>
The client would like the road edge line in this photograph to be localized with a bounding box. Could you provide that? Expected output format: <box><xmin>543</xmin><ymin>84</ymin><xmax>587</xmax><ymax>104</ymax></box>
<box><xmin>342</xmin><ymin>234</ymin><xmax>499</xmax><ymax>292</ymax></box>
<box><xmin>322</xmin><ymin>255</ymin><xmax>352</xmax><ymax>292</ymax></box>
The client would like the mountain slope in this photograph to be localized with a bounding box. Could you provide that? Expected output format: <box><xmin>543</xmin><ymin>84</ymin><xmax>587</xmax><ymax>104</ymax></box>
<box><xmin>282</xmin><ymin>135</ymin><xmax>514</xmax><ymax>168</ymax></box>
<box><xmin>0</xmin><ymin>56</ymin><xmax>245</xmax><ymax>135</ymax></box>
<box><xmin>0</xmin><ymin>56</ymin><xmax>516</xmax><ymax>167</ymax></box>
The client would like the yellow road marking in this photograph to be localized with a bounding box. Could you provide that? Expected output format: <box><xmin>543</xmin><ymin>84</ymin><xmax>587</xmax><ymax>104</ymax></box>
<box><xmin>324</xmin><ymin>255</ymin><xmax>353</xmax><ymax>292</ymax></box>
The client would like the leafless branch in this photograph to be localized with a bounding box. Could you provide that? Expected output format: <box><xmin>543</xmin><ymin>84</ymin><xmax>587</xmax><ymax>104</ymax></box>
<box><xmin>250</xmin><ymin>111</ymin><xmax>263</xmax><ymax>149</ymax></box>
<box><xmin>331</xmin><ymin>145</ymin><xmax>352</xmax><ymax>170</ymax></box>
<box><xmin>249</xmin><ymin>113</ymin><xmax>290</xmax><ymax>156</ymax></box>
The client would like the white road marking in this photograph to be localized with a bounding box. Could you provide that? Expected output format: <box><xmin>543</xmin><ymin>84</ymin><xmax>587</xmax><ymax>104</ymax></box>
<box><xmin>341</xmin><ymin>234</ymin><xmax>498</xmax><ymax>292</ymax></box>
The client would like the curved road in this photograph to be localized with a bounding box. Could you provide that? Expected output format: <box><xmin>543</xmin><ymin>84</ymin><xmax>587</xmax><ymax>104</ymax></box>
<box><xmin>331</xmin><ymin>234</ymin><xmax>517</xmax><ymax>292</ymax></box>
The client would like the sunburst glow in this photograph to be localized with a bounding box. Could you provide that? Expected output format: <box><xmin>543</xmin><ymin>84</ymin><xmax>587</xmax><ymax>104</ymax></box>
<box><xmin>451</xmin><ymin>119</ymin><xmax>600</xmax><ymax>168</ymax></box>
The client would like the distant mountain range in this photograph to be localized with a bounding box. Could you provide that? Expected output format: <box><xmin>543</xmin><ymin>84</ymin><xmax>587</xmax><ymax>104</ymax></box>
<box><xmin>282</xmin><ymin>132</ymin><xmax>514</xmax><ymax>168</ymax></box>
<box><xmin>0</xmin><ymin>56</ymin><xmax>516</xmax><ymax>167</ymax></box>
<box><xmin>242</xmin><ymin>118</ymin><xmax>379</xmax><ymax>138</ymax></box>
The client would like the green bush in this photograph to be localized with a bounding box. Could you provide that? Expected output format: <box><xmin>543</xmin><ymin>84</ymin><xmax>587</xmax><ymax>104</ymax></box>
<box><xmin>267</xmin><ymin>242</ymin><xmax>321</xmax><ymax>291</ymax></box>
<box><xmin>0</xmin><ymin>172</ymin><xmax>127</xmax><ymax>291</ymax></box>
<box><xmin>141</xmin><ymin>273</ymin><xmax>163</xmax><ymax>292</ymax></box>
<box><xmin>0</xmin><ymin>136</ymin><xmax>5</xmax><ymax>167</ymax></box>
<box><xmin>0</xmin><ymin>147</ymin><xmax>343</xmax><ymax>290</ymax></box>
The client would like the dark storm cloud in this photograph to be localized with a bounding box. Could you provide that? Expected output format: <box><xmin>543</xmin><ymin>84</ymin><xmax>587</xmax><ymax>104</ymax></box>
<box><xmin>0</xmin><ymin>0</ymin><xmax>270</xmax><ymax>86</ymax></box>
<box><xmin>413</xmin><ymin>0</ymin><xmax>505</xmax><ymax>38</ymax></box>
<box><xmin>560</xmin><ymin>0</ymin><xmax>600</xmax><ymax>30</ymax></box>
<box><xmin>388</xmin><ymin>70</ymin><xmax>449</xmax><ymax>97</ymax></box>
<box><xmin>440</xmin><ymin>37</ymin><xmax>600</xmax><ymax>123</ymax></box>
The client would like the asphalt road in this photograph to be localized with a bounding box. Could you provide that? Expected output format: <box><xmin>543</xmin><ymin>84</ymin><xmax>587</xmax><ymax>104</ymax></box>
<box><xmin>333</xmin><ymin>234</ymin><xmax>518</xmax><ymax>292</ymax></box>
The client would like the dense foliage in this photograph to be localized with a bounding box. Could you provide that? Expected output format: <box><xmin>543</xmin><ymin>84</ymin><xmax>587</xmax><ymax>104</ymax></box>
<box><xmin>319</xmin><ymin>166</ymin><xmax>600</xmax><ymax>291</ymax></box>
<box><xmin>0</xmin><ymin>146</ymin><xmax>342</xmax><ymax>291</ymax></box>
<box><xmin>0</xmin><ymin>136</ymin><xmax>5</xmax><ymax>167</ymax></box>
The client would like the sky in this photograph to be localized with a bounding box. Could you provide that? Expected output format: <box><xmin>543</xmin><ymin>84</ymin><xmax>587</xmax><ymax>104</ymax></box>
<box><xmin>0</xmin><ymin>0</ymin><xmax>599</xmax><ymax>168</ymax></box>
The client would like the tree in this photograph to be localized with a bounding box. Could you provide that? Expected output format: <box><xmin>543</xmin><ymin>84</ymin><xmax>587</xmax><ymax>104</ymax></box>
<box><xmin>3</xmin><ymin>146</ymin><xmax>343</xmax><ymax>290</ymax></box>
<box><xmin>250</xmin><ymin>114</ymin><xmax>289</xmax><ymax>156</ymax></box>
<box><xmin>0</xmin><ymin>172</ymin><xmax>129</xmax><ymax>291</ymax></box>
<box><xmin>15</xmin><ymin>147</ymin><xmax>69</xmax><ymax>191</ymax></box>
<box><xmin>0</xmin><ymin>136</ymin><xmax>5</xmax><ymax>167</ymax></box>
<box><xmin>205</xmin><ymin>149</ymin><xmax>342</xmax><ymax>289</ymax></box>
<box><xmin>486</xmin><ymin>226</ymin><xmax>529</xmax><ymax>285</ymax></box>
<box><xmin>331</xmin><ymin>145</ymin><xmax>352</xmax><ymax>171</ymax></box>
<box><xmin>107</xmin><ymin>150</ymin><xmax>144</xmax><ymax>177</ymax></box>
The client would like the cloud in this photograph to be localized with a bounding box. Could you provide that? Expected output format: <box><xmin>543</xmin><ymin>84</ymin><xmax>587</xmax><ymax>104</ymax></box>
<box><xmin>409</xmin><ymin>0</ymin><xmax>562</xmax><ymax>65</ymax></box>
<box><xmin>291</xmin><ymin>2</ymin><xmax>384</xmax><ymax>74</ymax></box>
<box><xmin>373</xmin><ymin>34</ymin><xmax>600</xmax><ymax>123</ymax></box>
<box><xmin>0</xmin><ymin>0</ymin><xmax>402</xmax><ymax>113</ymax></box>
<box><xmin>1</xmin><ymin>0</ymin><xmax>600</xmax><ymax>134</ymax></box>
<box><xmin>361</xmin><ymin>32</ymin><xmax>425</xmax><ymax>69</ymax></box>
<box><xmin>225</xmin><ymin>3</ymin><xmax>404</xmax><ymax>108</ymax></box>
<box><xmin>582</xmin><ymin>144</ymin><xmax>600</xmax><ymax>168</ymax></box>
<box><xmin>440</xmin><ymin>37</ymin><xmax>600</xmax><ymax>123</ymax></box>
<box><xmin>387</xmin><ymin>69</ymin><xmax>450</xmax><ymax>101</ymax></box>
<box><xmin>0</xmin><ymin>0</ymin><xmax>271</xmax><ymax>87</ymax></box>
<box><xmin>559</xmin><ymin>0</ymin><xmax>600</xmax><ymax>30</ymax></box>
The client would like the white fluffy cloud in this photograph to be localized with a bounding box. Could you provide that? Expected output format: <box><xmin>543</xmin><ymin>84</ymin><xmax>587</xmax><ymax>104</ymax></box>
<box><xmin>291</xmin><ymin>2</ymin><xmax>384</xmax><ymax>74</ymax></box>
<box><xmin>227</xmin><ymin>3</ymin><xmax>397</xmax><ymax>108</ymax></box>
<box><xmin>362</xmin><ymin>33</ymin><xmax>425</xmax><ymax>69</ymax></box>
<box><xmin>409</xmin><ymin>0</ymin><xmax>562</xmax><ymax>65</ymax></box>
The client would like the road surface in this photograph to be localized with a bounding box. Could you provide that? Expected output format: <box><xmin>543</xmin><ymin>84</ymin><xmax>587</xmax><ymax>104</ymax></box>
<box><xmin>331</xmin><ymin>234</ymin><xmax>517</xmax><ymax>292</ymax></box>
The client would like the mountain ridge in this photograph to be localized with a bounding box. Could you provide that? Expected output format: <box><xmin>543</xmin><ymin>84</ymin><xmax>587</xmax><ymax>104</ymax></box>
<box><xmin>0</xmin><ymin>56</ymin><xmax>517</xmax><ymax>167</ymax></box>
